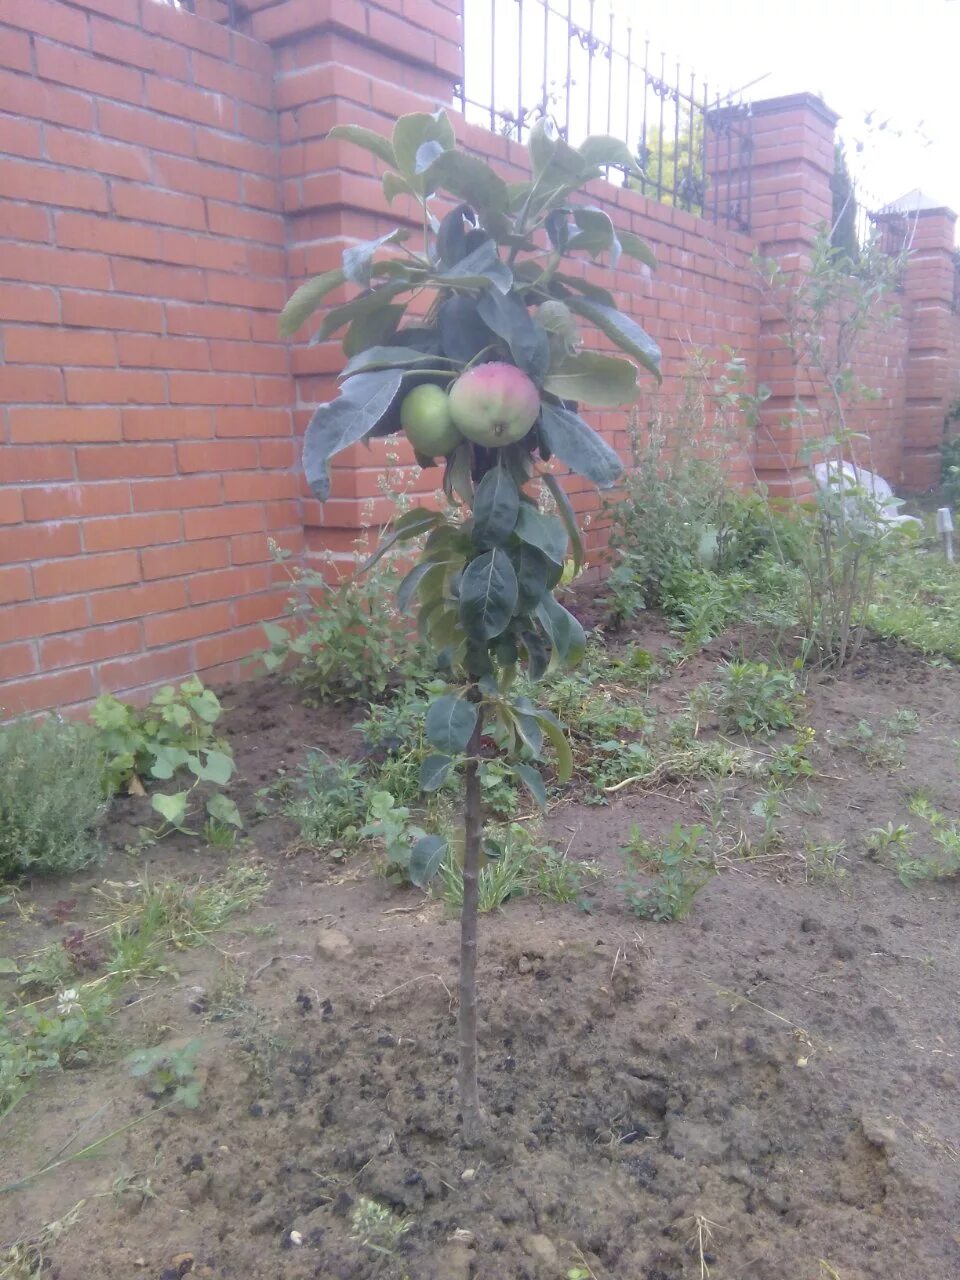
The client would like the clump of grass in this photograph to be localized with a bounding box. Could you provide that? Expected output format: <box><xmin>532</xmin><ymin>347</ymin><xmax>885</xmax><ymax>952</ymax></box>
<box><xmin>284</xmin><ymin>754</ymin><xmax>368</xmax><ymax>854</ymax></box>
<box><xmin>350</xmin><ymin>1197</ymin><xmax>411</xmax><ymax>1255</ymax></box>
<box><xmin>0</xmin><ymin>719</ymin><xmax>106</xmax><ymax>881</ymax></box>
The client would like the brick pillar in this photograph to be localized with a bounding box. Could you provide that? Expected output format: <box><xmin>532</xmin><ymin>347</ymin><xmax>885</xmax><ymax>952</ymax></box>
<box><xmin>245</xmin><ymin>0</ymin><xmax>463</xmax><ymax>568</ymax></box>
<box><xmin>709</xmin><ymin>93</ymin><xmax>838</xmax><ymax>497</ymax></box>
<box><xmin>900</xmin><ymin>206</ymin><xmax>958</xmax><ymax>491</ymax></box>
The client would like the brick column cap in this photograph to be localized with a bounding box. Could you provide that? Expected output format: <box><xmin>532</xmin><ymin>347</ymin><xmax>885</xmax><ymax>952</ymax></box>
<box><xmin>750</xmin><ymin>92</ymin><xmax>839</xmax><ymax>126</ymax></box>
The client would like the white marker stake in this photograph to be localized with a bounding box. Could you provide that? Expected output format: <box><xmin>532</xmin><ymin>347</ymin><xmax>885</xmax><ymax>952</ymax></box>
<box><xmin>937</xmin><ymin>507</ymin><xmax>955</xmax><ymax>563</ymax></box>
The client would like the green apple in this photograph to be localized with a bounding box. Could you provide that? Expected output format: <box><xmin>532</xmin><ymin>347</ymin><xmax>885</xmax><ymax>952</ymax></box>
<box><xmin>400</xmin><ymin>384</ymin><xmax>464</xmax><ymax>457</ymax></box>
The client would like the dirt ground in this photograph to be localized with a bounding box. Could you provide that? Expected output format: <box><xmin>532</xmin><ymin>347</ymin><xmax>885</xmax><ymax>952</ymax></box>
<box><xmin>3</xmin><ymin>614</ymin><xmax>960</xmax><ymax>1280</ymax></box>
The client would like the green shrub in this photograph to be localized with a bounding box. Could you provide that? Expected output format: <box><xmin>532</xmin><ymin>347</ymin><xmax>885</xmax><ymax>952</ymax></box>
<box><xmin>285</xmin><ymin>755</ymin><xmax>368</xmax><ymax>854</ymax></box>
<box><xmin>262</xmin><ymin>551</ymin><xmax>434</xmax><ymax>704</ymax></box>
<box><xmin>714</xmin><ymin>660</ymin><xmax>801</xmax><ymax>736</ymax></box>
<box><xmin>0</xmin><ymin>718</ymin><xmax>105</xmax><ymax>881</ymax></box>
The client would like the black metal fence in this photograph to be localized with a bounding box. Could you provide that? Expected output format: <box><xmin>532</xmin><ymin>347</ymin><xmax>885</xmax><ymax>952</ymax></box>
<box><xmin>456</xmin><ymin>0</ymin><xmax>753</xmax><ymax>232</ymax></box>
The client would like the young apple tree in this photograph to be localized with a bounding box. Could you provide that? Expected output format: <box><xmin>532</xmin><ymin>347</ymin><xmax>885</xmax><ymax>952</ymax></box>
<box><xmin>280</xmin><ymin>110</ymin><xmax>661</xmax><ymax>1140</ymax></box>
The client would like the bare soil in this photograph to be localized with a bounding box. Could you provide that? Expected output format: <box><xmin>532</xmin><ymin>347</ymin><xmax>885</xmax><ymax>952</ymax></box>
<box><xmin>3</xmin><ymin>614</ymin><xmax>960</xmax><ymax>1280</ymax></box>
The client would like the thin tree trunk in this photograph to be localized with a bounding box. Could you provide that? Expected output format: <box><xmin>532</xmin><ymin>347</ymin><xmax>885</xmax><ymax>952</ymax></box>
<box><xmin>458</xmin><ymin>709</ymin><xmax>485</xmax><ymax>1143</ymax></box>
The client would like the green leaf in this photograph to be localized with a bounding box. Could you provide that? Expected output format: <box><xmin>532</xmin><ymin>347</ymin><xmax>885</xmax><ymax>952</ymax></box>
<box><xmin>206</xmin><ymin>793</ymin><xmax>242</xmax><ymax>828</ymax></box>
<box><xmin>414</xmin><ymin>139</ymin><xmax>446</xmax><ymax>173</ymax></box>
<box><xmin>620</xmin><ymin>230</ymin><xmax>657</xmax><ymax>270</ymax></box>
<box><xmin>425</xmin><ymin>694</ymin><xmax>478</xmax><ymax>755</ymax></box>
<box><xmin>566</xmin><ymin>297</ymin><xmax>662</xmax><ymax>380</ymax></box>
<box><xmin>408</xmin><ymin>834</ymin><xmax>448</xmax><ymax>887</ymax></box>
<box><xmin>514</xmin><ymin>708</ymin><xmax>544</xmax><ymax>757</ymax></box>
<box><xmin>472</xmin><ymin>464</ymin><xmax>520</xmax><ymax>549</ymax></box>
<box><xmin>0</xmin><ymin>958</ymin><xmax>18</xmax><ymax>976</ymax></box>
<box><xmin>437</xmin><ymin>296</ymin><xmax>496</xmax><ymax>363</ymax></box>
<box><xmin>186</xmin><ymin>688</ymin><xmax>221</xmax><ymax>723</ymax></box>
<box><xmin>514</xmin><ymin>505</ymin><xmax>569</xmax><ymax>566</ymax></box>
<box><xmin>535</xmin><ymin>593</ymin><xmax>587</xmax><ymax>666</ymax></box>
<box><xmin>152</xmin><ymin>791</ymin><xmax>189</xmax><ymax>829</ymax></box>
<box><xmin>546</xmin><ymin>271</ymin><xmax>617</xmax><ymax>309</ymax></box>
<box><xmin>149</xmin><ymin>744</ymin><xmax>190</xmax><ymax>780</ymax></box>
<box><xmin>577</xmin><ymin>134</ymin><xmax>643</xmax><ymax>176</ymax></box>
<box><xmin>568</xmin><ymin>206</ymin><xmax>621</xmax><ymax>267</ymax></box>
<box><xmin>477</xmin><ymin>289</ymin><xmax>550</xmax><ymax>381</ymax></box>
<box><xmin>279</xmin><ymin>268</ymin><xmax>346</xmax><ymax>337</ymax></box>
<box><xmin>342</xmin><ymin>229</ymin><xmax>407</xmax><ymax>287</ymax></box>
<box><xmin>528</xmin><ymin>117</ymin><xmax>558</xmax><ymax>177</ymax></box>
<box><xmin>532</xmin><ymin>708</ymin><xmax>573</xmax><ymax>782</ymax></box>
<box><xmin>436</xmin><ymin>203</ymin><xmax>475</xmax><ymax>268</ymax></box>
<box><xmin>459</xmin><ymin>548</ymin><xmax>518</xmax><ymax>642</ymax></box>
<box><xmin>341</xmin><ymin>346</ymin><xmax>447</xmax><ymax>378</ymax></box>
<box><xmin>539</xmin><ymin>402</ymin><xmax>623</xmax><ymax>489</ymax></box>
<box><xmin>303</xmin><ymin>368</ymin><xmax>405</xmax><ymax>501</ymax></box>
<box><xmin>420</xmin><ymin>754</ymin><xmax>453</xmax><ymax>793</ymax></box>
<box><xmin>510</xmin><ymin>542</ymin><xmax>552</xmax><ymax>613</ymax></box>
<box><xmin>543</xmin><ymin>351</ymin><xmax>638</xmax><ymax>407</ymax></box>
<box><xmin>342</xmin><ymin>303</ymin><xmax>406</xmax><ymax>358</ymax></box>
<box><xmin>542</xmin><ymin>473</ymin><xmax>584</xmax><ymax>572</ymax></box>
<box><xmin>397</xmin><ymin>560</ymin><xmax>440</xmax><ymax>613</ymax></box>
<box><xmin>313</xmin><ymin>281</ymin><xmax>412</xmax><ymax>344</ymax></box>
<box><xmin>361</xmin><ymin>507</ymin><xmax>444</xmax><ymax>573</ymax></box>
<box><xmin>393</xmin><ymin>109</ymin><xmax>455</xmax><ymax>179</ymax></box>
<box><xmin>194</xmin><ymin>749</ymin><xmax>234</xmax><ymax>786</ymax></box>
<box><xmin>328</xmin><ymin>123</ymin><xmax>397</xmax><ymax>168</ymax></box>
<box><xmin>433</xmin><ymin>239</ymin><xmax>512</xmax><ymax>294</ymax></box>
<box><xmin>445</xmin><ymin>440</ymin><xmax>474</xmax><ymax>505</ymax></box>
<box><xmin>520</xmin><ymin>628</ymin><xmax>550</xmax><ymax>680</ymax></box>
<box><xmin>420</xmin><ymin>149</ymin><xmax>511</xmax><ymax>229</ymax></box>
<box><xmin>511</xmin><ymin>762</ymin><xmax>547</xmax><ymax>809</ymax></box>
<box><xmin>383</xmin><ymin>171</ymin><xmax>418</xmax><ymax>204</ymax></box>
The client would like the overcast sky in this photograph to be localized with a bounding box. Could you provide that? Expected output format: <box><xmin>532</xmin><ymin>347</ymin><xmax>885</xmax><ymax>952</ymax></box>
<box><xmin>463</xmin><ymin>0</ymin><xmax>960</xmax><ymax>218</ymax></box>
<box><xmin>622</xmin><ymin>0</ymin><xmax>960</xmax><ymax>213</ymax></box>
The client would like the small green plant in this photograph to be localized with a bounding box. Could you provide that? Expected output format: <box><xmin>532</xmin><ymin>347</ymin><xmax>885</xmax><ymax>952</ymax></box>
<box><xmin>0</xmin><ymin>718</ymin><xmax>105</xmax><ymax>882</ymax></box>
<box><xmin>715</xmin><ymin>660</ymin><xmax>800</xmax><ymax>736</ymax></box>
<box><xmin>535</xmin><ymin>850</ymin><xmax>601</xmax><ymax>906</ymax></box>
<box><xmin>362</xmin><ymin>791</ymin><xmax>447</xmax><ymax>888</ymax></box>
<box><xmin>840</xmin><ymin>715</ymin><xmax>913</xmax><ymax>770</ymax></box>
<box><xmin>801</xmin><ymin>834</ymin><xmax>847</xmax><ymax>883</ymax></box>
<box><xmin>865</xmin><ymin>821</ymin><xmax>915</xmax><ymax>859</ymax></box>
<box><xmin>91</xmin><ymin>677</ymin><xmax>240</xmax><ymax>833</ymax></box>
<box><xmin>1</xmin><ymin>985</ymin><xmax>112</xmax><ymax>1120</ymax></box>
<box><xmin>349</xmin><ymin>1197</ymin><xmax>411</xmax><ymax>1256</ymax></box>
<box><xmin>127</xmin><ymin>1039</ymin><xmax>203</xmax><ymax>1109</ymax></box>
<box><xmin>620</xmin><ymin>823</ymin><xmax>712</xmax><ymax>920</ymax></box>
<box><xmin>766</xmin><ymin>727</ymin><xmax>817</xmax><ymax>786</ymax></box>
<box><xmin>285</xmin><ymin>755</ymin><xmax>369</xmax><ymax>854</ymax></box>
<box><xmin>262</xmin><ymin>544</ymin><xmax>432</xmax><ymax>704</ymax></box>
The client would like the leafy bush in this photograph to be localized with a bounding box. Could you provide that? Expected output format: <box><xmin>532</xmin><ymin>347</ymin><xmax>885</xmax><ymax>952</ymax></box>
<box><xmin>714</xmin><ymin>660</ymin><xmax>801</xmax><ymax>736</ymax></box>
<box><xmin>91</xmin><ymin>677</ymin><xmax>239</xmax><ymax>832</ymax></box>
<box><xmin>285</xmin><ymin>756</ymin><xmax>369</xmax><ymax>854</ymax></box>
<box><xmin>262</xmin><ymin>552</ymin><xmax>433</xmax><ymax>704</ymax></box>
<box><xmin>0</xmin><ymin>718</ymin><xmax>105</xmax><ymax>881</ymax></box>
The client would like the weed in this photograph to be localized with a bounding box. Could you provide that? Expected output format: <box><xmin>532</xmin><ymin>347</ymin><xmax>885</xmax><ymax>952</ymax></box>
<box><xmin>801</xmin><ymin>834</ymin><xmax>847</xmax><ymax>883</ymax></box>
<box><xmin>535</xmin><ymin>851</ymin><xmax>601</xmax><ymax>906</ymax></box>
<box><xmin>0</xmin><ymin>718</ymin><xmax>105</xmax><ymax>881</ymax></box>
<box><xmin>0</xmin><ymin>1201</ymin><xmax>84</xmax><ymax>1280</ymax></box>
<box><xmin>90</xmin><ymin>677</ymin><xmax>240</xmax><ymax>833</ymax></box>
<box><xmin>127</xmin><ymin>1039</ymin><xmax>203</xmax><ymax>1108</ymax></box>
<box><xmin>620</xmin><ymin>823</ymin><xmax>712</xmax><ymax>921</ymax></box>
<box><xmin>349</xmin><ymin>1197</ymin><xmax>411</xmax><ymax>1256</ymax></box>
<box><xmin>285</xmin><ymin>755</ymin><xmax>369</xmax><ymax>854</ymax></box>
<box><xmin>747</xmin><ymin>788</ymin><xmax>785</xmax><ymax>855</ymax></box>
<box><xmin>866</xmin><ymin>822</ymin><xmax>915</xmax><ymax>860</ymax></box>
<box><xmin>715</xmin><ymin>660</ymin><xmax>800</xmax><ymax>736</ymax></box>
<box><xmin>839</xmin><ymin>716</ymin><xmax>913</xmax><ymax>770</ymax></box>
<box><xmin>766</xmin><ymin>727</ymin><xmax>817</xmax><ymax>786</ymax></box>
<box><xmin>97</xmin><ymin>864</ymin><xmax>268</xmax><ymax>959</ymax></box>
<box><xmin>362</xmin><ymin>791</ymin><xmax>447</xmax><ymax>888</ymax></box>
<box><xmin>1</xmin><ymin>985</ymin><xmax>112</xmax><ymax>1119</ymax></box>
<box><xmin>870</xmin><ymin>543</ymin><xmax>960</xmax><ymax>661</ymax></box>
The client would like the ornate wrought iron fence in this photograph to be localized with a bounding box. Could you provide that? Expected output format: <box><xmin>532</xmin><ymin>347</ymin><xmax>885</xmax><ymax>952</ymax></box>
<box><xmin>457</xmin><ymin>0</ymin><xmax>753</xmax><ymax>232</ymax></box>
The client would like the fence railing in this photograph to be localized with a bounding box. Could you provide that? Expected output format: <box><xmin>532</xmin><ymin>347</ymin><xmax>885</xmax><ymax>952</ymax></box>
<box><xmin>457</xmin><ymin>0</ymin><xmax>754</xmax><ymax>232</ymax></box>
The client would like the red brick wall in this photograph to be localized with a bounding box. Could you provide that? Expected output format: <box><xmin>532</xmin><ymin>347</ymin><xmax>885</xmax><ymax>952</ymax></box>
<box><xmin>0</xmin><ymin>0</ymin><xmax>301</xmax><ymax>716</ymax></box>
<box><xmin>0</xmin><ymin>0</ymin><xmax>957</xmax><ymax>719</ymax></box>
